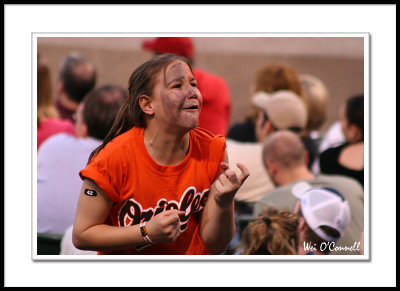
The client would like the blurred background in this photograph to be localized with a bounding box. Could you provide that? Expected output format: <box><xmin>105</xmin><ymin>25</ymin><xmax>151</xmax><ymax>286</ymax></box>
<box><xmin>37</xmin><ymin>36</ymin><xmax>364</xmax><ymax>134</ymax></box>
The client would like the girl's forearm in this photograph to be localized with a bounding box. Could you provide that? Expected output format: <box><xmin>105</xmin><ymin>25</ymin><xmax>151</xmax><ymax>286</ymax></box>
<box><xmin>72</xmin><ymin>223</ymin><xmax>146</xmax><ymax>252</ymax></box>
<box><xmin>200</xmin><ymin>198</ymin><xmax>236</xmax><ymax>255</ymax></box>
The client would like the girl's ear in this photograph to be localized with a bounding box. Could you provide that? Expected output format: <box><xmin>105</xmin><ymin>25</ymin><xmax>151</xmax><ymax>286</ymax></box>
<box><xmin>139</xmin><ymin>95</ymin><xmax>154</xmax><ymax>116</ymax></box>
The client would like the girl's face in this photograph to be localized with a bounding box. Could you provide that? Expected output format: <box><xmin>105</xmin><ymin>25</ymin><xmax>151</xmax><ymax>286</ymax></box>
<box><xmin>151</xmin><ymin>60</ymin><xmax>203</xmax><ymax>132</ymax></box>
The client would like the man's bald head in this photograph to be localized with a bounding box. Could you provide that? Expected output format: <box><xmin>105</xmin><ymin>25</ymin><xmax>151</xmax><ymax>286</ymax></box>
<box><xmin>262</xmin><ymin>130</ymin><xmax>306</xmax><ymax>169</ymax></box>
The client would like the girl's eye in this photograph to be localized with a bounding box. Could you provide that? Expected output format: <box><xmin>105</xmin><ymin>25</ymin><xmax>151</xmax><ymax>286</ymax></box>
<box><xmin>171</xmin><ymin>81</ymin><xmax>197</xmax><ymax>89</ymax></box>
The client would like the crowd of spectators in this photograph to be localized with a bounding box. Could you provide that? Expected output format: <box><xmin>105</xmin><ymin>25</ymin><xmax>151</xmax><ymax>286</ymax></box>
<box><xmin>36</xmin><ymin>37</ymin><xmax>364</xmax><ymax>256</ymax></box>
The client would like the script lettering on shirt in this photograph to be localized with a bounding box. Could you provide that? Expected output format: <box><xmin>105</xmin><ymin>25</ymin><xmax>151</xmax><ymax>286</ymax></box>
<box><xmin>118</xmin><ymin>186</ymin><xmax>210</xmax><ymax>233</ymax></box>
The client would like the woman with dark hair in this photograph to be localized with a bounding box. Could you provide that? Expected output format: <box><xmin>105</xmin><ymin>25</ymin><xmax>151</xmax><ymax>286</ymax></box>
<box><xmin>319</xmin><ymin>95</ymin><xmax>364</xmax><ymax>186</ymax></box>
<box><xmin>72</xmin><ymin>54</ymin><xmax>249</xmax><ymax>255</ymax></box>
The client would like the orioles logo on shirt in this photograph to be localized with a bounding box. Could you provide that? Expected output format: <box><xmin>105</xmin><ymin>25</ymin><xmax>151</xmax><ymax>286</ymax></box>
<box><xmin>118</xmin><ymin>186</ymin><xmax>210</xmax><ymax>233</ymax></box>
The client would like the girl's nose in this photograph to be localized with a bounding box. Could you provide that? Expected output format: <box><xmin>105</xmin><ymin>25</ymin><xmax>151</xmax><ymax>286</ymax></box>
<box><xmin>187</xmin><ymin>85</ymin><xmax>199</xmax><ymax>99</ymax></box>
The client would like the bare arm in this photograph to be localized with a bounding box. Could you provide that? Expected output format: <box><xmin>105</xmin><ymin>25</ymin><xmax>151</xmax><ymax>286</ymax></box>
<box><xmin>199</xmin><ymin>152</ymin><xmax>250</xmax><ymax>254</ymax></box>
<box><xmin>73</xmin><ymin>179</ymin><xmax>184</xmax><ymax>252</ymax></box>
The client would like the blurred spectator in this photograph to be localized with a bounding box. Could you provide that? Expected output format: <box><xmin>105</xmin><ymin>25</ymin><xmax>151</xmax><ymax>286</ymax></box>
<box><xmin>253</xmin><ymin>90</ymin><xmax>318</xmax><ymax>169</ymax></box>
<box><xmin>228</xmin><ymin>62</ymin><xmax>306</xmax><ymax>143</ymax></box>
<box><xmin>55</xmin><ymin>52</ymin><xmax>97</xmax><ymax>122</ymax></box>
<box><xmin>252</xmin><ymin>90</ymin><xmax>307</xmax><ymax>142</ymax></box>
<box><xmin>37</xmin><ymin>54</ymin><xmax>75</xmax><ymax>149</ymax></box>
<box><xmin>228</xmin><ymin>63</ymin><xmax>318</xmax><ymax>169</ymax></box>
<box><xmin>254</xmin><ymin>130</ymin><xmax>364</xmax><ymax>255</ymax></box>
<box><xmin>142</xmin><ymin>36</ymin><xmax>231</xmax><ymax>136</ymax></box>
<box><xmin>229</xmin><ymin>90</ymin><xmax>308</xmax><ymax>203</ymax></box>
<box><xmin>294</xmin><ymin>187</ymin><xmax>351</xmax><ymax>255</ymax></box>
<box><xmin>222</xmin><ymin>90</ymin><xmax>308</xmax><ymax>254</ymax></box>
<box><xmin>319</xmin><ymin>95</ymin><xmax>364</xmax><ymax>187</ymax></box>
<box><xmin>37</xmin><ymin>84</ymin><xmax>126</xmax><ymax>236</ymax></box>
<box><xmin>307</xmin><ymin>77</ymin><xmax>343</xmax><ymax>174</ymax></box>
<box><xmin>239</xmin><ymin>208</ymin><xmax>298</xmax><ymax>255</ymax></box>
<box><xmin>311</xmin><ymin>121</ymin><xmax>345</xmax><ymax>174</ymax></box>
<box><xmin>300</xmin><ymin>73</ymin><xmax>330</xmax><ymax>134</ymax></box>
<box><xmin>299</xmin><ymin>73</ymin><xmax>331</xmax><ymax>173</ymax></box>
<box><xmin>227</xmin><ymin>139</ymin><xmax>275</xmax><ymax>203</ymax></box>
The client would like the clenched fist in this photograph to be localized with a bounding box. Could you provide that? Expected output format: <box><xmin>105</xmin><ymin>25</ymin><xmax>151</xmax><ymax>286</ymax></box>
<box><xmin>145</xmin><ymin>209</ymin><xmax>185</xmax><ymax>243</ymax></box>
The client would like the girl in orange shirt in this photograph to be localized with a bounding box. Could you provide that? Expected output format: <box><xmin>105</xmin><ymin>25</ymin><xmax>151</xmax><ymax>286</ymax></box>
<box><xmin>72</xmin><ymin>54</ymin><xmax>249</xmax><ymax>255</ymax></box>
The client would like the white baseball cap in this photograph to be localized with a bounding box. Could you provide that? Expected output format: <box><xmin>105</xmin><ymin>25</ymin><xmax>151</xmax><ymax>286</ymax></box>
<box><xmin>251</xmin><ymin>90</ymin><xmax>308</xmax><ymax>130</ymax></box>
<box><xmin>300</xmin><ymin>187</ymin><xmax>351</xmax><ymax>242</ymax></box>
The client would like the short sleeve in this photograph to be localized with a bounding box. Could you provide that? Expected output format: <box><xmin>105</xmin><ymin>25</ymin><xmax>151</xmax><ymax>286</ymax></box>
<box><xmin>79</xmin><ymin>148</ymin><xmax>126</xmax><ymax>203</ymax></box>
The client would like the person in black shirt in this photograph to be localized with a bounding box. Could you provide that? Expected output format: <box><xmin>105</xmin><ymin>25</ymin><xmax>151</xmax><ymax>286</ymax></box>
<box><xmin>319</xmin><ymin>95</ymin><xmax>364</xmax><ymax>187</ymax></box>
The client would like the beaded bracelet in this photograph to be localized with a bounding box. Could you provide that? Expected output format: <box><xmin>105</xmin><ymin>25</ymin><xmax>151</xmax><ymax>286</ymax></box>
<box><xmin>139</xmin><ymin>220</ymin><xmax>153</xmax><ymax>244</ymax></box>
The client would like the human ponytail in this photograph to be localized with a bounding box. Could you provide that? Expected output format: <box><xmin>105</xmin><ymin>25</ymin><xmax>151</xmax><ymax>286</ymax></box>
<box><xmin>240</xmin><ymin>210</ymin><xmax>299</xmax><ymax>255</ymax></box>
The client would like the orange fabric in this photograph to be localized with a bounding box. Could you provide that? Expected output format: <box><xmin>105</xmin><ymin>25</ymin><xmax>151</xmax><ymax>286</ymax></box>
<box><xmin>79</xmin><ymin>126</ymin><xmax>226</xmax><ymax>255</ymax></box>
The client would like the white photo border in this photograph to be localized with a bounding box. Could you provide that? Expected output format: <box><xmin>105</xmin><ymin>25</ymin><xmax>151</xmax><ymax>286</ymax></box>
<box><xmin>4</xmin><ymin>4</ymin><xmax>396</xmax><ymax>287</ymax></box>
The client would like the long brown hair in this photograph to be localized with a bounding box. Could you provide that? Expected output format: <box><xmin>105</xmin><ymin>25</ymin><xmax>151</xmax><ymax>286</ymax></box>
<box><xmin>88</xmin><ymin>53</ymin><xmax>193</xmax><ymax>162</ymax></box>
<box><xmin>240</xmin><ymin>208</ymin><xmax>299</xmax><ymax>255</ymax></box>
<box><xmin>37</xmin><ymin>54</ymin><xmax>58</xmax><ymax>127</ymax></box>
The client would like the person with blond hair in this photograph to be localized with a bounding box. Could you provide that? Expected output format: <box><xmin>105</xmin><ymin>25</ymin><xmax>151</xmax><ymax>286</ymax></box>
<box><xmin>37</xmin><ymin>54</ymin><xmax>75</xmax><ymax>149</ymax></box>
<box><xmin>239</xmin><ymin>208</ymin><xmax>298</xmax><ymax>255</ymax></box>
<box><xmin>300</xmin><ymin>73</ymin><xmax>330</xmax><ymax>133</ymax></box>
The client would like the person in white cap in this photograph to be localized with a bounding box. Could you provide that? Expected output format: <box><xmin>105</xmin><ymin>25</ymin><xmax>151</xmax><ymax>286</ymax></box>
<box><xmin>252</xmin><ymin>90</ymin><xmax>307</xmax><ymax>136</ymax></box>
<box><xmin>294</xmin><ymin>187</ymin><xmax>351</xmax><ymax>255</ymax></box>
<box><xmin>229</xmin><ymin>89</ymin><xmax>312</xmax><ymax>203</ymax></box>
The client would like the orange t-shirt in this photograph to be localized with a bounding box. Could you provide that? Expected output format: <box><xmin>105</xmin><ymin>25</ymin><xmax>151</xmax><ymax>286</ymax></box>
<box><xmin>79</xmin><ymin>126</ymin><xmax>226</xmax><ymax>255</ymax></box>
